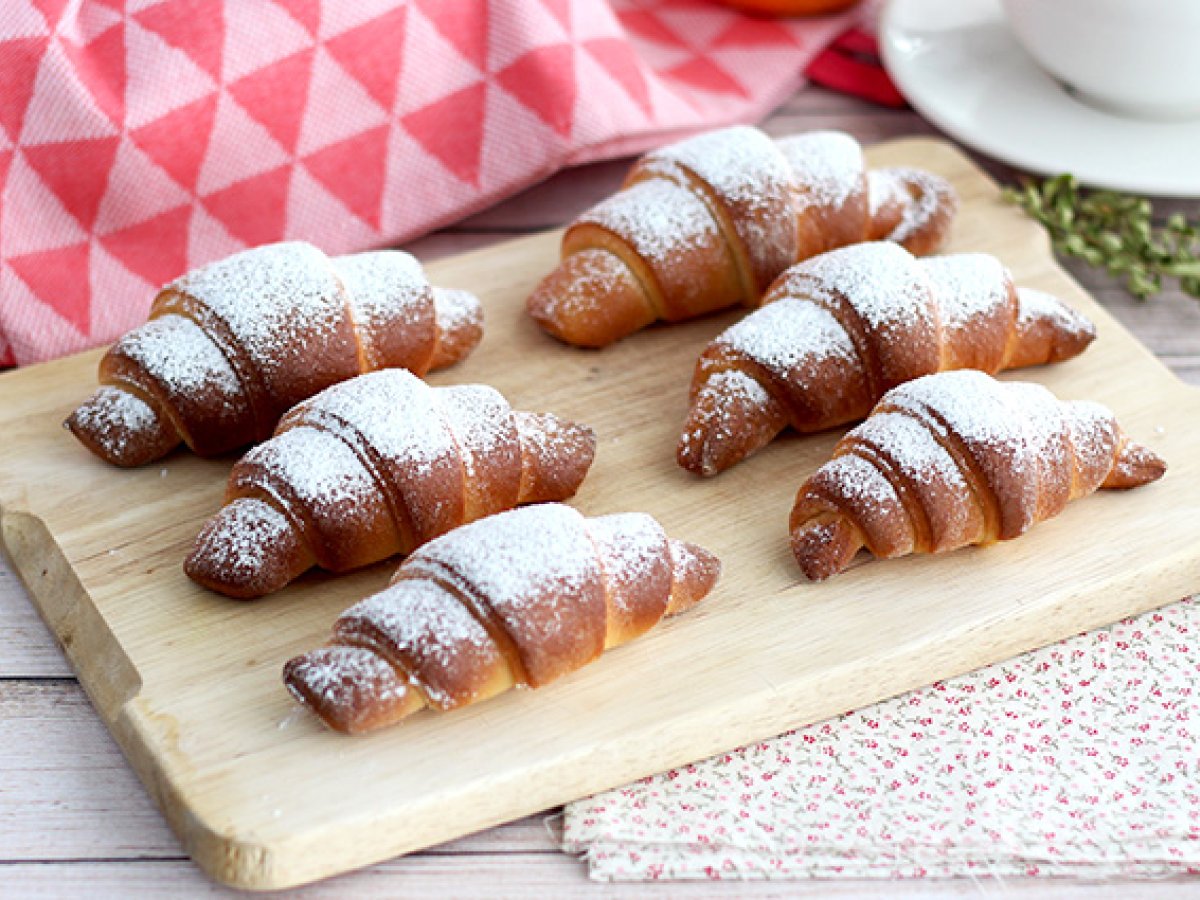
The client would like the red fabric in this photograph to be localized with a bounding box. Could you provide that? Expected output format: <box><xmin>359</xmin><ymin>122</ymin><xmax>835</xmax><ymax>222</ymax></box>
<box><xmin>804</xmin><ymin>27</ymin><xmax>906</xmax><ymax>109</ymax></box>
<box><xmin>0</xmin><ymin>0</ymin><xmax>863</xmax><ymax>366</ymax></box>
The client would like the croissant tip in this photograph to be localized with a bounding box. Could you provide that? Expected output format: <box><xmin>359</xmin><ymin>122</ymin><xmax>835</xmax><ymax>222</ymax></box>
<box><xmin>284</xmin><ymin>645</ymin><xmax>420</xmax><ymax>735</ymax></box>
<box><xmin>66</xmin><ymin>385</ymin><xmax>179</xmax><ymax>467</ymax></box>
<box><xmin>1104</xmin><ymin>440</ymin><xmax>1168</xmax><ymax>489</ymax></box>
<box><xmin>185</xmin><ymin>497</ymin><xmax>310</xmax><ymax>599</ymax></box>
<box><xmin>666</xmin><ymin>539</ymin><xmax>722</xmax><ymax>613</ymax></box>
<box><xmin>677</xmin><ymin>370</ymin><xmax>784</xmax><ymax>477</ymax></box>
<box><xmin>429</xmin><ymin>288</ymin><xmax>485</xmax><ymax>370</ymax></box>
<box><xmin>790</xmin><ymin>514</ymin><xmax>863</xmax><ymax>582</ymax></box>
<box><xmin>526</xmin><ymin>248</ymin><xmax>651</xmax><ymax>348</ymax></box>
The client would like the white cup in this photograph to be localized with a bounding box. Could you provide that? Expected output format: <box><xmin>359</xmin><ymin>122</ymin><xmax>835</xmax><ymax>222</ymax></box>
<box><xmin>1000</xmin><ymin>0</ymin><xmax>1200</xmax><ymax>120</ymax></box>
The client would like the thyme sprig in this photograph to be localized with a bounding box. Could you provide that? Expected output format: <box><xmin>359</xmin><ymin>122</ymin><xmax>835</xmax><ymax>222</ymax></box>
<box><xmin>1002</xmin><ymin>174</ymin><xmax>1200</xmax><ymax>300</ymax></box>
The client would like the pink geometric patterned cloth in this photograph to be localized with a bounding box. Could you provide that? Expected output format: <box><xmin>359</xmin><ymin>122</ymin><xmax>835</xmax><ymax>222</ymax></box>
<box><xmin>564</xmin><ymin>597</ymin><xmax>1200</xmax><ymax>881</ymax></box>
<box><xmin>0</xmin><ymin>0</ymin><xmax>858</xmax><ymax>366</ymax></box>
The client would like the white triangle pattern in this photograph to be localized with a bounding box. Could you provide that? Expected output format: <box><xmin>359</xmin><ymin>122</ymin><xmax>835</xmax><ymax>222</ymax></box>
<box><xmin>221</xmin><ymin>0</ymin><xmax>314</xmax><ymax>84</ymax></box>
<box><xmin>296</xmin><ymin>45</ymin><xmax>388</xmax><ymax>157</ymax></box>
<box><xmin>1</xmin><ymin>0</ymin><xmax>50</xmax><ymax>40</ymax></box>
<box><xmin>571</xmin><ymin>0</ymin><xmax>624</xmax><ymax>41</ymax></box>
<box><xmin>1</xmin><ymin>151</ymin><xmax>89</xmax><ymax>256</ymax></box>
<box><xmin>88</xmin><ymin>240</ymin><xmax>155</xmax><ymax>338</ymax></box>
<box><xmin>124</xmin><ymin>20</ymin><xmax>218</xmax><ymax>130</ymax></box>
<box><xmin>317</xmin><ymin>0</ymin><xmax>404</xmax><ymax>41</ymax></box>
<box><xmin>94</xmin><ymin>137</ymin><xmax>193</xmax><ymax>235</ymax></box>
<box><xmin>62</xmin><ymin>3</ymin><xmax>123</xmax><ymax>45</ymax></box>
<box><xmin>285</xmin><ymin>164</ymin><xmax>378</xmax><ymax>251</ymax></box>
<box><xmin>381</xmin><ymin>123</ymin><xmax>475</xmax><ymax>236</ymax></box>
<box><xmin>653</xmin><ymin>8</ymin><xmax>739</xmax><ymax>49</ymax></box>
<box><xmin>0</xmin><ymin>263</ymin><xmax>86</xmax><ymax>362</ymax></box>
<box><xmin>570</xmin><ymin>47</ymin><xmax>646</xmax><ymax>145</ymax></box>
<box><xmin>393</xmin><ymin>5</ymin><xmax>485</xmax><ymax>117</ymax></box>
<box><xmin>487</xmin><ymin>0</ymin><xmax>570</xmax><ymax>73</ymax></box>
<box><xmin>195</xmin><ymin>92</ymin><xmax>290</xmax><ymax>195</ymax></box>
<box><xmin>479</xmin><ymin>80</ymin><xmax>562</xmax><ymax>192</ymax></box>
<box><xmin>185</xmin><ymin>203</ymin><xmax>244</xmax><ymax>269</ymax></box>
<box><xmin>20</xmin><ymin>41</ymin><xmax>120</xmax><ymax>143</ymax></box>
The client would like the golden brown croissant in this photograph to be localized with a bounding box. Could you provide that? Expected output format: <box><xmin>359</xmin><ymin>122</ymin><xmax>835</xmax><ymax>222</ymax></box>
<box><xmin>527</xmin><ymin>127</ymin><xmax>956</xmax><ymax>347</ymax></box>
<box><xmin>790</xmin><ymin>370</ymin><xmax>1166</xmax><ymax>580</ymax></box>
<box><xmin>284</xmin><ymin>503</ymin><xmax>721</xmax><ymax>734</ymax></box>
<box><xmin>678</xmin><ymin>242</ymin><xmax>1097</xmax><ymax>476</ymax></box>
<box><xmin>66</xmin><ymin>241</ymin><xmax>483</xmax><ymax>467</ymax></box>
<box><xmin>184</xmin><ymin>369</ymin><xmax>596</xmax><ymax>599</ymax></box>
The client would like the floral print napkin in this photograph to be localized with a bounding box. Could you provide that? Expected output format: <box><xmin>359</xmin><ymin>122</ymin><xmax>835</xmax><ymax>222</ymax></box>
<box><xmin>563</xmin><ymin>598</ymin><xmax>1200</xmax><ymax>881</ymax></box>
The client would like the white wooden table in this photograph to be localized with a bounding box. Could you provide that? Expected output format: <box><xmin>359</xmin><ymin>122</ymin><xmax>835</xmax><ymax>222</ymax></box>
<box><xmin>3</xmin><ymin>87</ymin><xmax>1199</xmax><ymax>897</ymax></box>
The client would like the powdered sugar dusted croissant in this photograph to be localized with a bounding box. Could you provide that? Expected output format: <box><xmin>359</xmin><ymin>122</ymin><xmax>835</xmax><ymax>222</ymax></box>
<box><xmin>185</xmin><ymin>369</ymin><xmax>595</xmax><ymax>599</ymax></box>
<box><xmin>790</xmin><ymin>370</ymin><xmax>1166</xmax><ymax>580</ymax></box>
<box><xmin>527</xmin><ymin>126</ymin><xmax>956</xmax><ymax>347</ymax></box>
<box><xmin>284</xmin><ymin>503</ymin><xmax>721</xmax><ymax>734</ymax></box>
<box><xmin>67</xmin><ymin>241</ymin><xmax>483</xmax><ymax>466</ymax></box>
<box><xmin>678</xmin><ymin>242</ymin><xmax>1097</xmax><ymax>476</ymax></box>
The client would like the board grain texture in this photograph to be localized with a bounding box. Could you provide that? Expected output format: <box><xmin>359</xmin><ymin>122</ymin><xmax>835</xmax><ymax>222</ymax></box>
<box><xmin>1</xmin><ymin>138</ymin><xmax>1197</xmax><ymax>891</ymax></box>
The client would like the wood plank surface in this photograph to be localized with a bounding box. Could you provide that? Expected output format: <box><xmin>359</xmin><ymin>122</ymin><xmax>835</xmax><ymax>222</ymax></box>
<box><xmin>3</xmin><ymin>86</ymin><xmax>1200</xmax><ymax>898</ymax></box>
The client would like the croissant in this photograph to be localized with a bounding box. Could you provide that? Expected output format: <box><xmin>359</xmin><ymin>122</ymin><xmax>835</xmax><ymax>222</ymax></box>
<box><xmin>284</xmin><ymin>503</ymin><xmax>721</xmax><ymax>734</ymax></box>
<box><xmin>789</xmin><ymin>370</ymin><xmax>1167</xmax><ymax>580</ymax></box>
<box><xmin>66</xmin><ymin>241</ymin><xmax>483</xmax><ymax>467</ymax></box>
<box><xmin>678</xmin><ymin>242</ymin><xmax>1098</xmax><ymax>476</ymax></box>
<box><xmin>184</xmin><ymin>369</ymin><xmax>596</xmax><ymax>599</ymax></box>
<box><xmin>527</xmin><ymin>126</ymin><xmax>956</xmax><ymax>347</ymax></box>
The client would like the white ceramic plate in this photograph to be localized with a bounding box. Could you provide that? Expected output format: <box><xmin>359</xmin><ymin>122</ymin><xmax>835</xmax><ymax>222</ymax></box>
<box><xmin>879</xmin><ymin>0</ymin><xmax>1200</xmax><ymax>197</ymax></box>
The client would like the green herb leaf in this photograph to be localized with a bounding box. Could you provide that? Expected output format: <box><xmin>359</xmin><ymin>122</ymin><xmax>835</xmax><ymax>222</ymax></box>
<box><xmin>1004</xmin><ymin>176</ymin><xmax>1200</xmax><ymax>301</ymax></box>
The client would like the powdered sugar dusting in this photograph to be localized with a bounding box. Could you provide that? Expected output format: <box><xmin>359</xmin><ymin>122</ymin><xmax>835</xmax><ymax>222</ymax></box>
<box><xmin>823</xmin><ymin>453</ymin><xmax>901</xmax><ymax>515</ymax></box>
<box><xmin>920</xmin><ymin>254</ymin><xmax>1008</xmax><ymax>333</ymax></box>
<box><xmin>851</xmin><ymin>411</ymin><xmax>967</xmax><ymax>495</ymax></box>
<box><xmin>171</xmin><ymin>241</ymin><xmax>343</xmax><ymax>382</ymax></box>
<box><xmin>586</xmin><ymin>512</ymin><xmax>664</xmax><ymax>598</ymax></box>
<box><xmin>869</xmin><ymin>168</ymin><xmax>950</xmax><ymax>244</ymax></box>
<box><xmin>885</xmin><ymin>371</ymin><xmax>1064</xmax><ymax>531</ymax></box>
<box><xmin>199</xmin><ymin>497</ymin><xmax>294</xmax><ymax>585</ymax></box>
<box><xmin>789</xmin><ymin>242</ymin><xmax>932</xmax><ymax>336</ymax></box>
<box><xmin>345</xmin><ymin>579</ymin><xmax>497</xmax><ymax>709</ymax></box>
<box><xmin>333</xmin><ymin>250</ymin><xmax>428</xmax><ymax>334</ymax></box>
<box><xmin>117</xmin><ymin>314</ymin><xmax>241</xmax><ymax>399</ymax></box>
<box><xmin>718</xmin><ymin>296</ymin><xmax>855</xmax><ymax>373</ymax></box>
<box><xmin>71</xmin><ymin>386</ymin><xmax>157</xmax><ymax>459</ymax></box>
<box><xmin>775</xmin><ymin>131</ymin><xmax>863</xmax><ymax>210</ymax></box>
<box><xmin>1017</xmin><ymin>287</ymin><xmax>1089</xmax><ymax>337</ymax></box>
<box><xmin>287</xmin><ymin>645</ymin><xmax>408</xmax><ymax>709</ymax></box>
<box><xmin>302</xmin><ymin>369</ymin><xmax>456</xmax><ymax>479</ymax></box>
<box><xmin>242</xmin><ymin>425</ymin><xmax>375</xmax><ymax>524</ymax></box>
<box><xmin>437</xmin><ymin>384</ymin><xmax>510</xmax><ymax>482</ymax></box>
<box><xmin>581</xmin><ymin>177</ymin><xmax>718</xmax><ymax>267</ymax></box>
<box><xmin>640</xmin><ymin>126</ymin><xmax>794</xmax><ymax>278</ymax></box>
<box><xmin>432</xmin><ymin>287</ymin><xmax>483</xmax><ymax>334</ymax></box>
<box><xmin>643</xmin><ymin>126</ymin><xmax>788</xmax><ymax>211</ymax></box>
<box><xmin>412</xmin><ymin>505</ymin><xmax>598</xmax><ymax>618</ymax></box>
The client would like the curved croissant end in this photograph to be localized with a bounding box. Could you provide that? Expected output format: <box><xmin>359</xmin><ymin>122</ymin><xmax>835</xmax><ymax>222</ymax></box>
<box><xmin>526</xmin><ymin>248</ymin><xmax>655</xmax><ymax>348</ymax></box>
<box><xmin>867</xmin><ymin>167</ymin><xmax>958</xmax><ymax>257</ymax></box>
<box><xmin>677</xmin><ymin>369</ymin><xmax>788</xmax><ymax>477</ymax></box>
<box><xmin>184</xmin><ymin>497</ymin><xmax>314</xmax><ymax>599</ymax></box>
<box><xmin>666</xmin><ymin>538</ymin><xmax>722</xmax><ymax>614</ymax></box>
<box><xmin>1103</xmin><ymin>438</ymin><xmax>1167</xmax><ymax>489</ymax></box>
<box><xmin>1009</xmin><ymin>288</ymin><xmax>1098</xmax><ymax>368</ymax></box>
<box><xmin>65</xmin><ymin>385</ymin><xmax>180</xmax><ymax>468</ymax></box>
<box><xmin>788</xmin><ymin>513</ymin><xmax>864</xmax><ymax>582</ymax></box>
<box><xmin>284</xmin><ymin>645</ymin><xmax>422</xmax><ymax>735</ymax></box>
<box><xmin>429</xmin><ymin>288</ymin><xmax>484</xmax><ymax>370</ymax></box>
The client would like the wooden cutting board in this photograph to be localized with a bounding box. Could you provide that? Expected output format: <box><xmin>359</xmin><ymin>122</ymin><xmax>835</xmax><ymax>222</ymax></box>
<box><xmin>2</xmin><ymin>138</ymin><xmax>1198</xmax><ymax>890</ymax></box>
